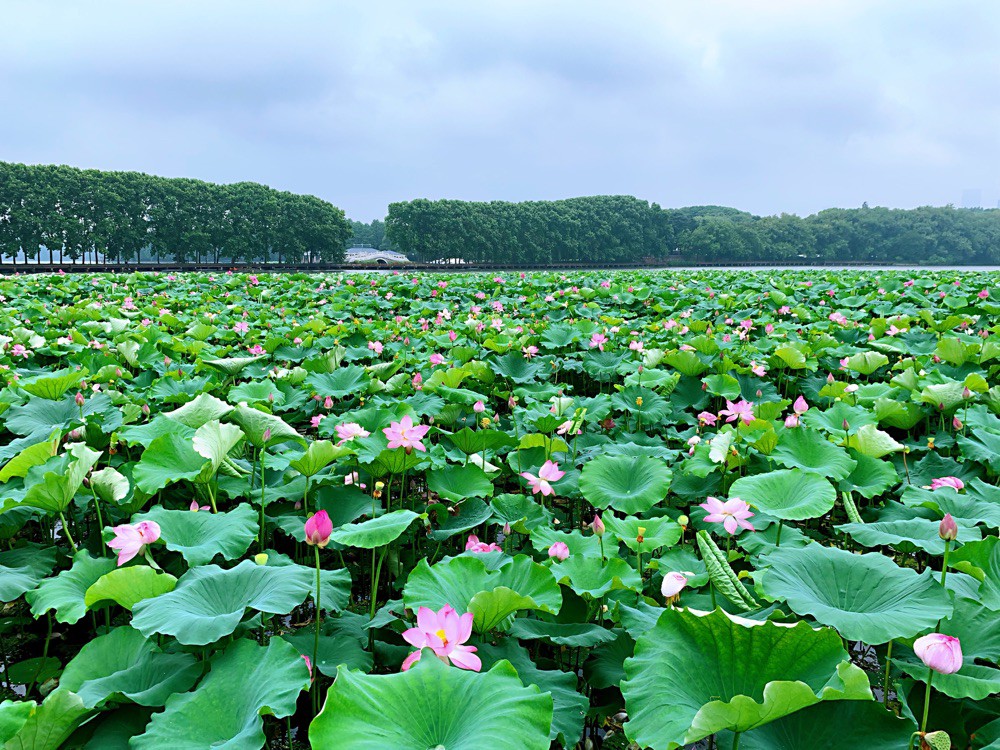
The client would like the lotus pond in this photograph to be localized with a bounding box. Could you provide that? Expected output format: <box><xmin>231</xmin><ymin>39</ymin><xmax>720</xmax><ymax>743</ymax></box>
<box><xmin>0</xmin><ymin>269</ymin><xmax>999</xmax><ymax>749</ymax></box>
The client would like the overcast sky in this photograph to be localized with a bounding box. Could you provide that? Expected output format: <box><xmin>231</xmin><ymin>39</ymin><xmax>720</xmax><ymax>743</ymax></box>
<box><xmin>2</xmin><ymin>1</ymin><xmax>999</xmax><ymax>221</ymax></box>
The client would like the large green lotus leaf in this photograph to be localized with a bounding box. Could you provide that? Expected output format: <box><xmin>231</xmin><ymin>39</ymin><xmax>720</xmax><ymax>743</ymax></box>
<box><xmin>18</xmin><ymin>369</ymin><xmax>86</xmax><ymax>401</ymax></box>
<box><xmin>0</xmin><ymin>432</ymin><xmax>60</xmax><ymax>483</ymax></box>
<box><xmin>2</xmin><ymin>689</ymin><xmax>90</xmax><ymax>750</ymax></box>
<box><xmin>282</xmin><ymin>617</ymin><xmax>372</xmax><ymax>677</ymax></box>
<box><xmin>427</xmin><ymin>498</ymin><xmax>494</xmax><ymax>542</ymax></box>
<box><xmin>191</xmin><ymin>420</ymin><xmax>244</xmax><ymax>482</ymax></box>
<box><xmin>58</xmin><ymin>627</ymin><xmax>200</xmax><ymax>709</ymax></box>
<box><xmin>603</xmin><ymin>514</ymin><xmax>681</xmax><ymax>553</ymax></box>
<box><xmin>846</xmin><ymin>424</ymin><xmax>904</xmax><ymax>458</ymax></box>
<box><xmin>801</xmin><ymin>402</ymin><xmax>875</xmax><ymax>435</ymax></box>
<box><xmin>132</xmin><ymin>433</ymin><xmax>208</xmax><ymax>496</ymax></box>
<box><xmin>508</xmin><ymin>619</ymin><xmax>618</xmax><ymax>647</ymax></box>
<box><xmin>579</xmin><ymin>454</ymin><xmax>671</xmax><ymax>514</ymax></box>
<box><xmin>84</xmin><ymin>567</ymin><xmax>177</xmax><ymax>611</ymax></box>
<box><xmin>716</xmin><ymin>700</ymin><xmax>916</xmax><ymax>749</ymax></box>
<box><xmin>771</xmin><ymin>428</ymin><xmax>856</xmax><ymax>481</ymax></box>
<box><xmin>22</xmin><ymin>444</ymin><xmax>101</xmax><ymax>514</ymax></box>
<box><xmin>262</xmin><ymin>550</ymin><xmax>352</xmax><ymax>612</ymax></box>
<box><xmin>549</xmin><ymin>555</ymin><xmax>642</xmax><ymax>598</ymax></box>
<box><xmin>895</xmin><ymin>656</ymin><xmax>1000</xmax><ymax>701</ymax></box>
<box><xmin>844</xmin><ymin>350</ymin><xmax>889</xmax><ymax>375</ymax></box>
<box><xmin>130</xmin><ymin>560</ymin><xmax>313</xmax><ymax>645</ymax></box>
<box><xmin>404</xmin><ymin>555</ymin><xmax>561</xmax><ymax>633</ymax></box>
<box><xmin>89</xmin><ymin>468</ymin><xmax>129</xmax><ymax>505</ymax></box>
<box><xmin>61</xmin><ymin>704</ymin><xmax>152</xmax><ymax>749</ymax></box>
<box><xmin>131</xmin><ymin>503</ymin><xmax>257</xmax><ymax>566</ymax></box>
<box><xmin>304</xmin><ymin>366</ymin><xmax>371</xmax><ymax>399</ymax></box>
<box><xmin>836</xmin><ymin>518</ymin><xmax>981</xmax><ymax>555</ymax></box>
<box><xmin>118</xmin><ymin>415</ymin><xmax>195</xmax><ymax>450</ymax></box>
<box><xmin>228</xmin><ymin>403</ymin><xmax>306</xmax><ymax>448</ymax></box>
<box><xmin>837</xmin><ymin>452</ymin><xmax>898</xmax><ymax>498</ymax></box>
<box><xmin>287</xmin><ymin>440</ymin><xmax>348</xmax><ymax>477</ymax></box>
<box><xmin>621</xmin><ymin>608</ymin><xmax>872</xmax><ymax>749</ymax></box>
<box><xmin>729</xmin><ymin>468</ymin><xmax>835</xmax><ymax>521</ymax></box>
<box><xmin>162</xmin><ymin>393</ymin><xmax>233</xmax><ymax>429</ymax></box>
<box><xmin>25</xmin><ymin>551</ymin><xmax>116</xmax><ymax>624</ymax></box>
<box><xmin>330</xmin><ymin>509</ymin><xmax>420</xmax><ymax>549</ymax></box>
<box><xmin>758</xmin><ymin>544</ymin><xmax>952</xmax><ymax>643</ymax></box>
<box><xmin>477</xmin><ymin>639</ymin><xmax>587</xmax><ymax>747</ymax></box>
<box><xmin>228</xmin><ymin>380</ymin><xmax>285</xmax><ymax>407</ymax></box>
<box><xmin>901</xmin><ymin>483</ymin><xmax>1000</xmax><ymax>529</ymax></box>
<box><xmin>309</xmin><ymin>656</ymin><xmax>553</xmax><ymax>750</ymax></box>
<box><xmin>131</xmin><ymin>637</ymin><xmax>308</xmax><ymax>750</ymax></box>
<box><xmin>427</xmin><ymin>464</ymin><xmax>494</xmax><ymax>502</ymax></box>
<box><xmin>0</xmin><ymin>545</ymin><xmax>57</xmax><ymax>603</ymax></box>
<box><xmin>446</xmin><ymin>427</ymin><xmax>516</xmax><ymax>455</ymax></box>
<box><xmin>201</xmin><ymin>355</ymin><xmax>264</xmax><ymax>376</ymax></box>
<box><xmin>0</xmin><ymin>701</ymin><xmax>33</xmax><ymax>744</ymax></box>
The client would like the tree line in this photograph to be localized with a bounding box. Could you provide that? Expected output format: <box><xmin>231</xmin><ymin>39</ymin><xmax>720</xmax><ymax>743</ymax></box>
<box><xmin>0</xmin><ymin>162</ymin><xmax>351</xmax><ymax>265</ymax></box>
<box><xmin>382</xmin><ymin>197</ymin><xmax>1000</xmax><ymax>265</ymax></box>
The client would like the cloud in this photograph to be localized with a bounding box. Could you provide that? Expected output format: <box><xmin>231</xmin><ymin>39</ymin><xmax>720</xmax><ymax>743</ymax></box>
<box><xmin>1</xmin><ymin>0</ymin><xmax>998</xmax><ymax>220</ymax></box>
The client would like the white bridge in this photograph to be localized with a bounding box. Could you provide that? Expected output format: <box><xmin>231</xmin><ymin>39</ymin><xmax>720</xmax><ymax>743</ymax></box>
<box><xmin>344</xmin><ymin>247</ymin><xmax>410</xmax><ymax>265</ymax></box>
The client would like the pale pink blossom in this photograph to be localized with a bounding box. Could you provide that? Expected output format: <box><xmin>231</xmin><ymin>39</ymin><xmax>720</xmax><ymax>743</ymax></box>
<box><xmin>589</xmin><ymin>333</ymin><xmax>607</xmax><ymax>351</ymax></box>
<box><xmin>914</xmin><ymin>633</ymin><xmax>963</xmax><ymax>674</ymax></box>
<box><xmin>930</xmin><ymin>476</ymin><xmax>964</xmax><ymax>491</ymax></box>
<box><xmin>401</xmin><ymin>605</ymin><xmax>481</xmax><ymax>672</ymax></box>
<box><xmin>384</xmin><ymin>415</ymin><xmax>430</xmax><ymax>453</ymax></box>
<box><xmin>700</xmin><ymin>496</ymin><xmax>755</xmax><ymax>535</ymax></box>
<box><xmin>107</xmin><ymin>521</ymin><xmax>161</xmax><ymax>566</ymax></box>
<box><xmin>719</xmin><ymin>399</ymin><xmax>755</xmax><ymax>426</ymax></box>
<box><xmin>521</xmin><ymin>460</ymin><xmax>565</xmax><ymax>496</ymax></box>
<box><xmin>335</xmin><ymin>422</ymin><xmax>370</xmax><ymax>444</ymax></box>
<box><xmin>465</xmin><ymin>534</ymin><xmax>502</xmax><ymax>553</ymax></box>
<box><xmin>661</xmin><ymin>571</ymin><xmax>689</xmax><ymax>599</ymax></box>
<box><xmin>548</xmin><ymin>541</ymin><xmax>570</xmax><ymax>560</ymax></box>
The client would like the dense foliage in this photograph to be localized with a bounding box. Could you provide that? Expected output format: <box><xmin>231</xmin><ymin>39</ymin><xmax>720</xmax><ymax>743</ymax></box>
<box><xmin>386</xmin><ymin>197</ymin><xmax>1000</xmax><ymax>265</ymax></box>
<box><xmin>1</xmin><ymin>268</ymin><xmax>999</xmax><ymax>749</ymax></box>
<box><xmin>0</xmin><ymin>162</ymin><xmax>351</xmax><ymax>265</ymax></box>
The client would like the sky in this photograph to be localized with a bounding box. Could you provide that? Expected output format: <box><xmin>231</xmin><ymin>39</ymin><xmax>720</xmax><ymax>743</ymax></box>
<box><xmin>2</xmin><ymin>1</ymin><xmax>999</xmax><ymax>221</ymax></box>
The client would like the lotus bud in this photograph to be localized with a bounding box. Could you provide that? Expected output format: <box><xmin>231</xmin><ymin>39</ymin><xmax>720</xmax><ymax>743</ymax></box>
<box><xmin>953</xmin><ymin>417</ymin><xmax>962</xmax><ymax>430</ymax></box>
<box><xmin>115</xmin><ymin>368</ymin><xmax>122</xmax><ymax>377</ymax></box>
<box><xmin>592</xmin><ymin>515</ymin><xmax>605</xmax><ymax>537</ymax></box>
<box><xmin>141</xmin><ymin>404</ymin><xmax>150</xmax><ymax>416</ymax></box>
<box><xmin>503</xmin><ymin>522</ymin><xmax>512</xmax><ymax>536</ymax></box>
<box><xmin>75</xmin><ymin>391</ymin><xmax>85</xmax><ymax>407</ymax></box>
<box><xmin>254</xmin><ymin>553</ymin><xmax>269</xmax><ymax>565</ymax></box>
<box><xmin>267</xmin><ymin>392</ymin><xmax>275</xmax><ymax>403</ymax></box>
<box><xmin>842</xmin><ymin>419</ymin><xmax>850</xmax><ymax>431</ymax></box>
<box><xmin>962</xmin><ymin>386</ymin><xmax>972</xmax><ymax>399</ymax></box>
<box><xmin>262</xmin><ymin>427</ymin><xmax>272</xmax><ymax>443</ymax></box>
<box><xmin>547</xmin><ymin>542</ymin><xmax>570</xmax><ymax>561</ymax></box>
<box><xmin>939</xmin><ymin>513</ymin><xmax>958</xmax><ymax>542</ymax></box>
<box><xmin>473</xmin><ymin>400</ymin><xmax>486</xmax><ymax>413</ymax></box>
<box><xmin>68</xmin><ymin>429</ymin><xmax>81</xmax><ymax>440</ymax></box>
<box><xmin>914</xmin><ymin>633</ymin><xmax>963</xmax><ymax>674</ymax></box>
<box><xmin>827</xmin><ymin>372</ymin><xmax>835</xmax><ymax>384</ymax></box>
<box><xmin>755</xmin><ymin>389</ymin><xmax>763</xmax><ymax>398</ymax></box>
<box><xmin>304</xmin><ymin>510</ymin><xmax>333</xmax><ymax>548</ymax></box>
<box><xmin>163</xmin><ymin>356</ymin><xmax>171</xmax><ymax>367</ymax></box>
<box><xmin>937</xmin><ymin>402</ymin><xmax>945</xmax><ymax>411</ymax></box>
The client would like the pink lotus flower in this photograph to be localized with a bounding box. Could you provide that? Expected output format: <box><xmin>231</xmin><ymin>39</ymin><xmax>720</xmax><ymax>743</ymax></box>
<box><xmin>661</xmin><ymin>571</ymin><xmax>689</xmax><ymax>599</ymax></box>
<box><xmin>107</xmin><ymin>521</ymin><xmax>161</xmax><ymax>566</ymax></box>
<box><xmin>10</xmin><ymin>344</ymin><xmax>29</xmax><ymax>359</ymax></box>
<box><xmin>700</xmin><ymin>496</ymin><xmax>755</xmax><ymax>535</ymax></box>
<box><xmin>522</xmin><ymin>345</ymin><xmax>538</xmax><ymax>359</ymax></box>
<box><xmin>368</xmin><ymin>340</ymin><xmax>384</xmax><ymax>355</ymax></box>
<box><xmin>384</xmin><ymin>415</ymin><xmax>430</xmax><ymax>453</ymax></box>
<box><xmin>465</xmin><ymin>534</ymin><xmax>502</xmax><ymax>553</ymax></box>
<box><xmin>697</xmin><ymin>411</ymin><xmax>717</xmax><ymax>426</ymax></box>
<box><xmin>189</xmin><ymin>500</ymin><xmax>210</xmax><ymax>512</ymax></box>
<box><xmin>914</xmin><ymin>633</ymin><xmax>963</xmax><ymax>674</ymax></box>
<box><xmin>719</xmin><ymin>399</ymin><xmax>755</xmax><ymax>425</ymax></box>
<box><xmin>232</xmin><ymin>321</ymin><xmax>249</xmax><ymax>334</ymax></box>
<box><xmin>335</xmin><ymin>422</ymin><xmax>370</xmax><ymax>444</ymax></box>
<box><xmin>784</xmin><ymin>414</ymin><xmax>800</xmax><ymax>428</ymax></box>
<box><xmin>304</xmin><ymin>510</ymin><xmax>333</xmax><ymax>547</ymax></box>
<box><xmin>248</xmin><ymin>344</ymin><xmax>264</xmax><ymax>355</ymax></box>
<box><xmin>401</xmin><ymin>605</ymin><xmax>481</xmax><ymax>672</ymax></box>
<box><xmin>978</xmin><ymin>289</ymin><xmax>989</xmax><ymax>299</ymax></box>
<box><xmin>930</xmin><ymin>476</ymin><xmax>964</xmax><ymax>491</ymax></box>
<box><xmin>521</xmin><ymin>460</ymin><xmax>565</xmax><ymax>496</ymax></box>
<box><xmin>429</xmin><ymin>353</ymin><xmax>445</xmax><ymax>365</ymax></box>
<box><xmin>589</xmin><ymin>333</ymin><xmax>607</xmax><ymax>351</ymax></box>
<box><xmin>548</xmin><ymin>542</ymin><xmax>570</xmax><ymax>561</ymax></box>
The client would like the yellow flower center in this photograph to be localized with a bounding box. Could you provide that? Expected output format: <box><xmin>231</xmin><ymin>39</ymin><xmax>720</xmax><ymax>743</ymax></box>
<box><xmin>435</xmin><ymin>628</ymin><xmax>448</xmax><ymax>645</ymax></box>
